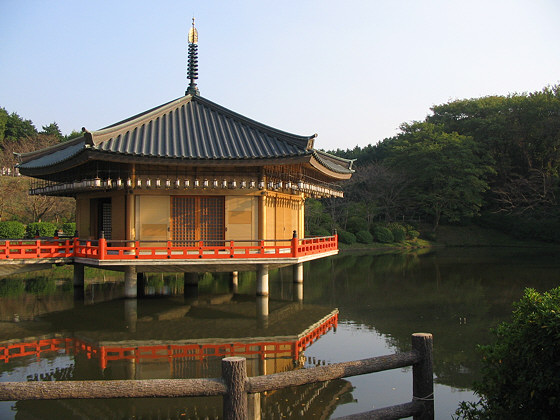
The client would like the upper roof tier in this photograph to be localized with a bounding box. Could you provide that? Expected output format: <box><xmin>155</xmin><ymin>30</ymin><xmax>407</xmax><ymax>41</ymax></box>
<box><xmin>17</xmin><ymin>94</ymin><xmax>354</xmax><ymax>179</ymax></box>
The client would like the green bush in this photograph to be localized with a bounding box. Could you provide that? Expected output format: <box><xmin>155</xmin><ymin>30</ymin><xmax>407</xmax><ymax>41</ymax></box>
<box><xmin>373</xmin><ymin>226</ymin><xmax>394</xmax><ymax>243</ymax></box>
<box><xmin>388</xmin><ymin>223</ymin><xmax>406</xmax><ymax>242</ymax></box>
<box><xmin>404</xmin><ymin>224</ymin><xmax>420</xmax><ymax>239</ymax></box>
<box><xmin>346</xmin><ymin>216</ymin><xmax>369</xmax><ymax>234</ymax></box>
<box><xmin>356</xmin><ymin>230</ymin><xmax>373</xmax><ymax>244</ymax></box>
<box><xmin>310</xmin><ymin>227</ymin><xmax>331</xmax><ymax>237</ymax></box>
<box><xmin>0</xmin><ymin>221</ymin><xmax>26</xmax><ymax>239</ymax></box>
<box><xmin>338</xmin><ymin>230</ymin><xmax>356</xmax><ymax>245</ymax></box>
<box><xmin>62</xmin><ymin>222</ymin><xmax>76</xmax><ymax>236</ymax></box>
<box><xmin>26</xmin><ymin>222</ymin><xmax>57</xmax><ymax>238</ymax></box>
<box><xmin>407</xmin><ymin>229</ymin><xmax>420</xmax><ymax>239</ymax></box>
<box><xmin>456</xmin><ymin>287</ymin><xmax>560</xmax><ymax>419</ymax></box>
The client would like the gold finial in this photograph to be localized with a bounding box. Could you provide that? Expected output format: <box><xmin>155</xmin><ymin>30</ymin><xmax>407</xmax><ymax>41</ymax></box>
<box><xmin>188</xmin><ymin>17</ymin><xmax>198</xmax><ymax>44</ymax></box>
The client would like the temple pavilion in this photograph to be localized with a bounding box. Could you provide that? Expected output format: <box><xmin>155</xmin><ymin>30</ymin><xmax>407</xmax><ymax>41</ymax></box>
<box><xmin>14</xmin><ymin>20</ymin><xmax>353</xmax><ymax>296</ymax></box>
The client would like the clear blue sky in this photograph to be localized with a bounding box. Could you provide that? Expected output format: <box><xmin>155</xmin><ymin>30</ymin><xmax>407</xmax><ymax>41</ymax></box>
<box><xmin>2</xmin><ymin>0</ymin><xmax>559</xmax><ymax>151</ymax></box>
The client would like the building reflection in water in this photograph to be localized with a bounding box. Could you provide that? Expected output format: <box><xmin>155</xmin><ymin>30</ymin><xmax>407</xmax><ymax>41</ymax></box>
<box><xmin>1</xmin><ymin>279</ymin><xmax>353</xmax><ymax>419</ymax></box>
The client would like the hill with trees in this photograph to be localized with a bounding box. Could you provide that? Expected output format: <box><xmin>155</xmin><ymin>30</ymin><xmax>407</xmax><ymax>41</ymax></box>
<box><xmin>314</xmin><ymin>85</ymin><xmax>560</xmax><ymax>244</ymax></box>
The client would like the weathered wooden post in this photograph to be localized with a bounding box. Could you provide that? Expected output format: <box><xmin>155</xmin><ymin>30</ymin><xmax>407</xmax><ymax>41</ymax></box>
<box><xmin>222</xmin><ymin>357</ymin><xmax>248</xmax><ymax>420</ymax></box>
<box><xmin>412</xmin><ymin>333</ymin><xmax>434</xmax><ymax>420</ymax></box>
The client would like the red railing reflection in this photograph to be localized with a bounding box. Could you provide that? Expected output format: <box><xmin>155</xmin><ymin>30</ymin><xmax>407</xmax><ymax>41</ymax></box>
<box><xmin>0</xmin><ymin>312</ymin><xmax>338</xmax><ymax>370</ymax></box>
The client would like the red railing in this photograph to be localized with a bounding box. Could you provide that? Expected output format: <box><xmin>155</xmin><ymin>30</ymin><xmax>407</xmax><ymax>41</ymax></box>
<box><xmin>0</xmin><ymin>236</ymin><xmax>337</xmax><ymax>261</ymax></box>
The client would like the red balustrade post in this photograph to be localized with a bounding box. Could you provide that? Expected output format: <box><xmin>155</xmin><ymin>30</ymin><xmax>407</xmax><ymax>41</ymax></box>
<box><xmin>230</xmin><ymin>241</ymin><xmax>235</xmax><ymax>258</ymax></box>
<box><xmin>36</xmin><ymin>240</ymin><xmax>41</xmax><ymax>258</ymax></box>
<box><xmin>4</xmin><ymin>240</ymin><xmax>9</xmax><ymax>259</ymax></box>
<box><xmin>98</xmin><ymin>237</ymin><xmax>106</xmax><ymax>260</ymax></box>
<box><xmin>292</xmin><ymin>230</ymin><xmax>299</xmax><ymax>258</ymax></box>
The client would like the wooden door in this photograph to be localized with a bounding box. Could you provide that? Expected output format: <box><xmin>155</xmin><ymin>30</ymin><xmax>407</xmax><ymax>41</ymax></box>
<box><xmin>171</xmin><ymin>196</ymin><xmax>225</xmax><ymax>245</ymax></box>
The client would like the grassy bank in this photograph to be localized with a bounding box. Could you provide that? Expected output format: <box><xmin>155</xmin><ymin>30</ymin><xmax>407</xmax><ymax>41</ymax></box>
<box><xmin>340</xmin><ymin>223</ymin><xmax>556</xmax><ymax>252</ymax></box>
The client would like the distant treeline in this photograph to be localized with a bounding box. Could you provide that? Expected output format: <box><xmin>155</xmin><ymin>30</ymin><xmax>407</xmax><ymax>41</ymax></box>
<box><xmin>315</xmin><ymin>85</ymin><xmax>560</xmax><ymax>243</ymax></box>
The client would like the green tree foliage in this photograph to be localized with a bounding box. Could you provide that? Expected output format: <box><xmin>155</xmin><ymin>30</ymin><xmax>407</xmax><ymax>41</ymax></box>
<box><xmin>456</xmin><ymin>287</ymin><xmax>560</xmax><ymax>419</ymax></box>
<box><xmin>384</xmin><ymin>122</ymin><xmax>494</xmax><ymax>231</ymax></box>
<box><xmin>427</xmin><ymin>86</ymin><xmax>560</xmax><ymax>218</ymax></box>
<box><xmin>0</xmin><ymin>110</ymin><xmax>37</xmax><ymax>146</ymax></box>
<box><xmin>40</xmin><ymin>122</ymin><xmax>64</xmax><ymax>142</ymax></box>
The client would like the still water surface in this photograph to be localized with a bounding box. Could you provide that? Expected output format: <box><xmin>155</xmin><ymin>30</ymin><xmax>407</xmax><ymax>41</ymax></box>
<box><xmin>1</xmin><ymin>247</ymin><xmax>559</xmax><ymax>419</ymax></box>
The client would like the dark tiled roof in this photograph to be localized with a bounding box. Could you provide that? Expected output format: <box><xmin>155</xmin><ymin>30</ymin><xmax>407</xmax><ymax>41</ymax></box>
<box><xmin>93</xmin><ymin>95</ymin><xmax>312</xmax><ymax>159</ymax></box>
<box><xmin>18</xmin><ymin>94</ymin><xmax>354</xmax><ymax>175</ymax></box>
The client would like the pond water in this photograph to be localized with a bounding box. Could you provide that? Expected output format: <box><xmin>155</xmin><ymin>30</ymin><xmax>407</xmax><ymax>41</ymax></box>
<box><xmin>1</xmin><ymin>247</ymin><xmax>559</xmax><ymax>419</ymax></box>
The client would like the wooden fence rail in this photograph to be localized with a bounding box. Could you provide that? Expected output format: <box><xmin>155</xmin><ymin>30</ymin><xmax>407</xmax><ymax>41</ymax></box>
<box><xmin>0</xmin><ymin>333</ymin><xmax>433</xmax><ymax>420</ymax></box>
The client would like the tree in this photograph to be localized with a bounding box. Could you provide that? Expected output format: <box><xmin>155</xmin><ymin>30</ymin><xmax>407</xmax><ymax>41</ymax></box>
<box><xmin>345</xmin><ymin>161</ymin><xmax>411</xmax><ymax>222</ymax></box>
<box><xmin>2</xmin><ymin>111</ymin><xmax>37</xmax><ymax>145</ymax></box>
<box><xmin>427</xmin><ymin>86</ymin><xmax>560</xmax><ymax>215</ymax></box>
<box><xmin>456</xmin><ymin>287</ymin><xmax>560</xmax><ymax>419</ymax></box>
<box><xmin>40</xmin><ymin>122</ymin><xmax>64</xmax><ymax>142</ymax></box>
<box><xmin>385</xmin><ymin>122</ymin><xmax>494</xmax><ymax>231</ymax></box>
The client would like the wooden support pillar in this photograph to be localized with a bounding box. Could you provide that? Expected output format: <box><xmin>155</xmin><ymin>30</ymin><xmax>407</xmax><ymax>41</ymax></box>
<box><xmin>136</xmin><ymin>272</ymin><xmax>146</xmax><ymax>297</ymax></box>
<box><xmin>124</xmin><ymin>266</ymin><xmax>137</xmax><ymax>298</ymax></box>
<box><xmin>73</xmin><ymin>263</ymin><xmax>85</xmax><ymax>288</ymax></box>
<box><xmin>293</xmin><ymin>282</ymin><xmax>303</xmax><ymax>302</ymax></box>
<box><xmin>73</xmin><ymin>263</ymin><xmax>85</xmax><ymax>302</ymax></box>
<box><xmin>124</xmin><ymin>299</ymin><xmax>138</xmax><ymax>334</ymax></box>
<box><xmin>256</xmin><ymin>265</ymin><xmax>269</xmax><ymax>297</ymax></box>
<box><xmin>293</xmin><ymin>263</ymin><xmax>303</xmax><ymax>283</ymax></box>
<box><xmin>256</xmin><ymin>296</ymin><xmax>269</xmax><ymax>329</ymax></box>
<box><xmin>231</xmin><ymin>271</ymin><xmax>239</xmax><ymax>294</ymax></box>
<box><xmin>184</xmin><ymin>272</ymin><xmax>199</xmax><ymax>286</ymax></box>
<box><xmin>248</xmin><ymin>392</ymin><xmax>262</xmax><ymax>420</ymax></box>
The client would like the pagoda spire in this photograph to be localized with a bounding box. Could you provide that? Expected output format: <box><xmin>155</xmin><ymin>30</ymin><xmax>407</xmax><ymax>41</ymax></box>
<box><xmin>186</xmin><ymin>17</ymin><xmax>200</xmax><ymax>96</ymax></box>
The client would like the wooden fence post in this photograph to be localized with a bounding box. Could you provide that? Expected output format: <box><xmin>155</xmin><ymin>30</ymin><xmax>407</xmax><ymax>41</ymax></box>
<box><xmin>222</xmin><ymin>357</ymin><xmax>248</xmax><ymax>420</ymax></box>
<box><xmin>412</xmin><ymin>333</ymin><xmax>434</xmax><ymax>420</ymax></box>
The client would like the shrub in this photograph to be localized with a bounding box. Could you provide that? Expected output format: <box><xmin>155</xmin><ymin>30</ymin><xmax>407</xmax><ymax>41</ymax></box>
<box><xmin>407</xmin><ymin>229</ymin><xmax>420</xmax><ymax>239</ymax></box>
<box><xmin>388</xmin><ymin>223</ymin><xmax>406</xmax><ymax>242</ymax></box>
<box><xmin>373</xmin><ymin>226</ymin><xmax>394</xmax><ymax>243</ymax></box>
<box><xmin>62</xmin><ymin>222</ymin><xmax>76</xmax><ymax>236</ymax></box>
<box><xmin>310</xmin><ymin>227</ymin><xmax>331</xmax><ymax>237</ymax></box>
<box><xmin>0</xmin><ymin>221</ymin><xmax>26</xmax><ymax>239</ymax></box>
<box><xmin>346</xmin><ymin>216</ymin><xmax>369</xmax><ymax>234</ymax></box>
<box><xmin>456</xmin><ymin>287</ymin><xmax>560</xmax><ymax>419</ymax></box>
<box><xmin>356</xmin><ymin>230</ymin><xmax>373</xmax><ymax>244</ymax></box>
<box><xmin>338</xmin><ymin>230</ymin><xmax>356</xmax><ymax>245</ymax></box>
<box><xmin>26</xmin><ymin>222</ymin><xmax>57</xmax><ymax>238</ymax></box>
<box><xmin>404</xmin><ymin>224</ymin><xmax>420</xmax><ymax>239</ymax></box>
